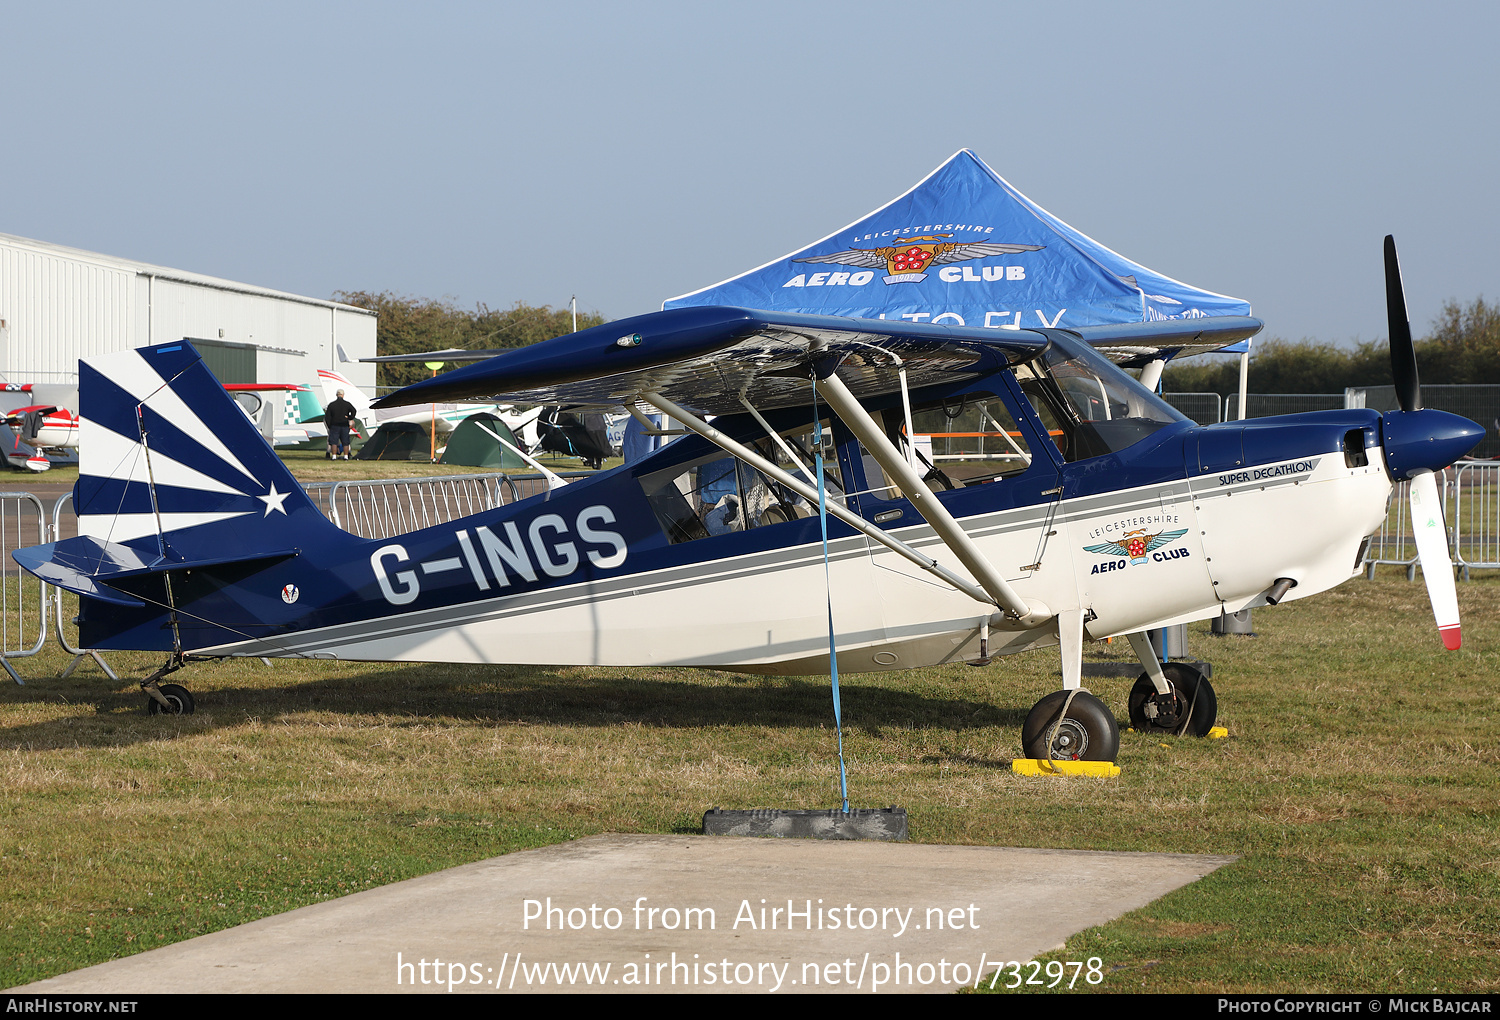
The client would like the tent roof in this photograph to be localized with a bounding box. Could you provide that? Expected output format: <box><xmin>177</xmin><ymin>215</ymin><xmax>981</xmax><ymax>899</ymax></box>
<box><xmin>440</xmin><ymin>412</ymin><xmax>525</xmax><ymax>470</ymax></box>
<box><xmin>663</xmin><ymin>150</ymin><xmax>1252</xmax><ymax>351</ymax></box>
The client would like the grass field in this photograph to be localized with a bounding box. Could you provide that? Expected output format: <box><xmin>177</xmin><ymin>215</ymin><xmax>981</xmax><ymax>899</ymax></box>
<box><xmin>275</xmin><ymin>447</ymin><xmax>620</xmax><ymax>483</ymax></box>
<box><xmin>0</xmin><ymin>572</ymin><xmax>1496</xmax><ymax>992</ymax></box>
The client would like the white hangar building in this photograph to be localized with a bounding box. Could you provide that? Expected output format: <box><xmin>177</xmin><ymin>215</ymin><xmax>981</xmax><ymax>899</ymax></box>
<box><xmin>0</xmin><ymin>232</ymin><xmax>377</xmax><ymax>392</ymax></box>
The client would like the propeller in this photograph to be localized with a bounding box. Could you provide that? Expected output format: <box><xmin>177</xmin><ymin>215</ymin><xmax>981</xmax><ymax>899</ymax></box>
<box><xmin>1385</xmin><ymin>235</ymin><xmax>1420</xmax><ymax>414</ymax></box>
<box><xmin>1384</xmin><ymin>235</ymin><xmax>1461</xmax><ymax>649</ymax></box>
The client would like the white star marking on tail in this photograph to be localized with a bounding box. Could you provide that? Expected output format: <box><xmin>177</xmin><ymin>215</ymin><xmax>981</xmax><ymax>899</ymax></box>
<box><xmin>258</xmin><ymin>483</ymin><xmax>290</xmax><ymax>517</ymax></box>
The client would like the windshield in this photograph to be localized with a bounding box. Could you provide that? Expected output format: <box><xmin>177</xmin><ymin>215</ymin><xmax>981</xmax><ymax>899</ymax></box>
<box><xmin>1015</xmin><ymin>336</ymin><xmax>1185</xmax><ymax>461</ymax></box>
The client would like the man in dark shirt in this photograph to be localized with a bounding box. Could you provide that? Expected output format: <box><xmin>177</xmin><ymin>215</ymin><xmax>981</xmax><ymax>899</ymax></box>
<box><xmin>323</xmin><ymin>389</ymin><xmax>358</xmax><ymax>460</ymax></box>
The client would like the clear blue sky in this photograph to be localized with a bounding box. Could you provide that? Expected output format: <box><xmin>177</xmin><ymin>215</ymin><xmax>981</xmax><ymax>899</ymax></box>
<box><xmin>5</xmin><ymin>1</ymin><xmax>1496</xmax><ymax>347</ymax></box>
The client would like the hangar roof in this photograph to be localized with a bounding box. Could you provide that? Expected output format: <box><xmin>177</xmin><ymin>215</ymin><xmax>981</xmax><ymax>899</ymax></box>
<box><xmin>0</xmin><ymin>232</ymin><xmax>375</xmax><ymax>316</ymax></box>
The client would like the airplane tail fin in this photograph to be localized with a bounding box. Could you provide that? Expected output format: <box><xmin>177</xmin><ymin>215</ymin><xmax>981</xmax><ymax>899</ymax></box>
<box><xmin>12</xmin><ymin>341</ymin><xmax>341</xmax><ymax>651</ymax></box>
<box><xmin>316</xmin><ymin>368</ymin><xmax>373</xmax><ymax>422</ymax></box>
<box><xmin>72</xmin><ymin>341</ymin><xmax>327</xmax><ymax>560</ymax></box>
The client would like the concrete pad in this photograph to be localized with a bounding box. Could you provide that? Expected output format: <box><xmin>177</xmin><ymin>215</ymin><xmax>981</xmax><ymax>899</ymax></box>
<box><xmin>15</xmin><ymin>834</ymin><xmax>1236</xmax><ymax>994</ymax></box>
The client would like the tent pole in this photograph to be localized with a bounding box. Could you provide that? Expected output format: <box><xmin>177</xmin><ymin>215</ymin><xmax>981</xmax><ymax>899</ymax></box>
<box><xmin>1237</xmin><ymin>349</ymin><xmax>1250</xmax><ymax>421</ymax></box>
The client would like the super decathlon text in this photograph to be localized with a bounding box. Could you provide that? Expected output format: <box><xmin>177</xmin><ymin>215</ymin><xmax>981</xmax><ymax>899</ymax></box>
<box><xmin>1217</xmin><ymin>459</ymin><xmax>1318</xmax><ymax>486</ymax></box>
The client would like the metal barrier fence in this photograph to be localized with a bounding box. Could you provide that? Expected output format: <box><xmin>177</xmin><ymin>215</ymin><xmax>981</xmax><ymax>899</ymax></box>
<box><xmin>1224</xmin><ymin>393</ymin><xmax>1348</xmax><ymax>420</ymax></box>
<box><xmin>0</xmin><ymin>492</ymin><xmax>49</xmax><ymax>683</ymax></box>
<box><xmin>1453</xmin><ymin>459</ymin><xmax>1499</xmax><ymax>577</ymax></box>
<box><xmin>1161</xmin><ymin>392</ymin><xmax>1222</xmax><ymax>425</ymax></box>
<box><xmin>1362</xmin><ymin>475</ymin><xmax>1438</xmax><ymax>579</ymax></box>
<box><xmin>304</xmin><ymin>473</ymin><xmax>525</xmax><ymax>540</ymax></box>
<box><xmin>1363</xmin><ymin>460</ymin><xmax>1500</xmax><ymax>580</ymax></box>
<box><xmin>50</xmin><ymin>493</ymin><xmax>118</xmax><ymax>680</ymax></box>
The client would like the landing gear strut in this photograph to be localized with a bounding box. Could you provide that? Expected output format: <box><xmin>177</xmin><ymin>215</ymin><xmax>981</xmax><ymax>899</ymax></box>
<box><xmin>1127</xmin><ymin>663</ymin><xmax>1215</xmax><ymax>736</ymax></box>
<box><xmin>146</xmin><ymin>683</ymin><xmax>195</xmax><ymax>716</ymax></box>
<box><xmin>141</xmin><ymin>654</ymin><xmax>195</xmax><ymax>716</ymax></box>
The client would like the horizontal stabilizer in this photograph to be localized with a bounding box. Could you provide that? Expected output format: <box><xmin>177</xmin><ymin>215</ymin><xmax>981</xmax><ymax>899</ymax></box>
<box><xmin>13</xmin><ymin>538</ymin><xmax>149</xmax><ymax>606</ymax></box>
<box><xmin>14</xmin><ymin>536</ymin><xmax>299</xmax><ymax>606</ymax></box>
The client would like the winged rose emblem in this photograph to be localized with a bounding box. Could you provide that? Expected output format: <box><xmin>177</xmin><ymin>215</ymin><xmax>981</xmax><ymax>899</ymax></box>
<box><xmin>796</xmin><ymin>234</ymin><xmax>1044</xmax><ymax>285</ymax></box>
<box><xmin>1083</xmin><ymin>528</ymin><xmax>1189</xmax><ymax>566</ymax></box>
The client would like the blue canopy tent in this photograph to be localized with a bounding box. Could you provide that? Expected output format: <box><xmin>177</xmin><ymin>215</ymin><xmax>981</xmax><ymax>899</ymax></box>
<box><xmin>663</xmin><ymin>150</ymin><xmax>1257</xmax><ymax>381</ymax></box>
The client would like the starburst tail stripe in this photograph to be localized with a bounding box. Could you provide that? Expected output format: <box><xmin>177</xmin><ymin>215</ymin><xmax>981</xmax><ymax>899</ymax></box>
<box><xmin>89</xmin><ymin>349</ymin><xmax>261</xmax><ymax>485</ymax></box>
<box><xmin>90</xmin><ymin>345</ymin><xmax>262</xmax><ymax>483</ymax></box>
<box><xmin>79</xmin><ymin>362</ymin><xmax>273</xmax><ymax>499</ymax></box>
<box><xmin>75</xmin><ymin>342</ymin><xmax>324</xmax><ymax>557</ymax></box>
<box><xmin>71</xmin><ymin>477</ymin><xmax>263</xmax><ymax>518</ymax></box>
<box><xmin>77</xmin><ymin>415</ymin><xmax>247</xmax><ymax>497</ymax></box>
<box><xmin>78</xmin><ymin>511</ymin><xmax>260</xmax><ymax>545</ymax></box>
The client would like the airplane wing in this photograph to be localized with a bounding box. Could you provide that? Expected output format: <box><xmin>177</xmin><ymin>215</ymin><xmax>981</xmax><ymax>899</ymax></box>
<box><xmin>1071</xmin><ymin>317</ymin><xmax>1263</xmax><ymax>366</ymax></box>
<box><xmin>373</xmin><ymin>306</ymin><xmax>1263</xmax><ymax>415</ymax></box>
<box><xmin>373</xmin><ymin>306</ymin><xmax>1050</xmax><ymax>415</ymax></box>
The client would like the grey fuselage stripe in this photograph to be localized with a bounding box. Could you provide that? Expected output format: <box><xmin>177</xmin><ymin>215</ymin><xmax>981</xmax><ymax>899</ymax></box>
<box><xmin>202</xmin><ymin>461</ymin><xmax>1328</xmax><ymax>656</ymax></box>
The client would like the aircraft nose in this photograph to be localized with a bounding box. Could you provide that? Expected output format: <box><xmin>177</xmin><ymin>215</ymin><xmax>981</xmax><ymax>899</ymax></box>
<box><xmin>1380</xmin><ymin>408</ymin><xmax>1485</xmax><ymax>480</ymax></box>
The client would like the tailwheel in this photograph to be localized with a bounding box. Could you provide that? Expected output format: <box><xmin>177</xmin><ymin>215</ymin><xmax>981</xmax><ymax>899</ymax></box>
<box><xmin>145</xmin><ymin>683</ymin><xmax>195</xmax><ymax>716</ymax></box>
<box><xmin>1021</xmin><ymin>690</ymin><xmax>1119</xmax><ymax>762</ymax></box>
<box><xmin>1127</xmin><ymin>663</ymin><xmax>1216</xmax><ymax>736</ymax></box>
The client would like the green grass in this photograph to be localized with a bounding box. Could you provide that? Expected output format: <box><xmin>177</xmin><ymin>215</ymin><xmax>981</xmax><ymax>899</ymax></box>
<box><xmin>1</xmin><ymin>573</ymin><xmax>1497</xmax><ymax>991</ymax></box>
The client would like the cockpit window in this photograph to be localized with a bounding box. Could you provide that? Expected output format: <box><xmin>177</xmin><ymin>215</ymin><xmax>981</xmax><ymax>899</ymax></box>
<box><xmin>859</xmin><ymin>393</ymin><xmax>1034</xmax><ymax>495</ymax></box>
<box><xmin>639</xmin><ymin>421</ymin><xmax>846</xmax><ymax>544</ymax></box>
<box><xmin>1015</xmin><ymin>338</ymin><xmax>1185</xmax><ymax>461</ymax></box>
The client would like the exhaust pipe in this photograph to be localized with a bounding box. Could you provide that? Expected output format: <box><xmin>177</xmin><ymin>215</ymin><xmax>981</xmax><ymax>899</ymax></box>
<box><xmin>1264</xmin><ymin>577</ymin><xmax>1297</xmax><ymax>605</ymax></box>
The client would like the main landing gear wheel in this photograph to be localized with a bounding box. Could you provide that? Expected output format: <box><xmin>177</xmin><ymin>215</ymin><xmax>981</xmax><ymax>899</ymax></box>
<box><xmin>1127</xmin><ymin>663</ymin><xmax>1216</xmax><ymax>737</ymax></box>
<box><xmin>1021</xmin><ymin>690</ymin><xmax>1119</xmax><ymax>762</ymax></box>
<box><xmin>146</xmin><ymin>683</ymin><xmax>195</xmax><ymax>716</ymax></box>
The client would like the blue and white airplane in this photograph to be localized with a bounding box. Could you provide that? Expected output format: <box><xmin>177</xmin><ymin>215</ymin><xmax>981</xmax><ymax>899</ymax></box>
<box><xmin>14</xmin><ymin>238</ymin><xmax>1483</xmax><ymax>761</ymax></box>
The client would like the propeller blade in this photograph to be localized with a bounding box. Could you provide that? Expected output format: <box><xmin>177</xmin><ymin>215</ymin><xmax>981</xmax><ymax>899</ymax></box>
<box><xmin>1409</xmin><ymin>468</ymin><xmax>1460</xmax><ymax>650</ymax></box>
<box><xmin>1385</xmin><ymin>235</ymin><xmax>1421</xmax><ymax>413</ymax></box>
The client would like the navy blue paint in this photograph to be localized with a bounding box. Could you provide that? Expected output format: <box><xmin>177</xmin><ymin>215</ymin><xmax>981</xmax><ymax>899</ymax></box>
<box><xmin>1380</xmin><ymin>408</ymin><xmax>1485</xmax><ymax>480</ymax></box>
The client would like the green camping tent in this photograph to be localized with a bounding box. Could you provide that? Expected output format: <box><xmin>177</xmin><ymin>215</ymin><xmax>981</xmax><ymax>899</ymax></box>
<box><xmin>439</xmin><ymin>413</ymin><xmax>526</xmax><ymax>470</ymax></box>
<box><xmin>356</xmin><ymin>422</ymin><xmax>431</xmax><ymax>461</ymax></box>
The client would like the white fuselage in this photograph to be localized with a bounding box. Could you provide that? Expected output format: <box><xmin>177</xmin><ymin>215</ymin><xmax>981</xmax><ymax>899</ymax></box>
<box><xmin>202</xmin><ymin>451</ymin><xmax>1391</xmax><ymax>673</ymax></box>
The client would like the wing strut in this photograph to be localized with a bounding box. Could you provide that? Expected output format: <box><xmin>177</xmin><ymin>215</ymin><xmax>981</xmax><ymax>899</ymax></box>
<box><xmin>640</xmin><ymin>390</ymin><xmax>998</xmax><ymax>608</ymax></box>
<box><xmin>812</xmin><ymin>369</ymin><xmax>1046</xmax><ymax>624</ymax></box>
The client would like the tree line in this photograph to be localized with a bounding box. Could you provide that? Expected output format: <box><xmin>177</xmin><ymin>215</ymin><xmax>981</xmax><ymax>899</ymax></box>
<box><xmin>332</xmin><ymin>291</ymin><xmax>606</xmax><ymax>391</ymax></box>
<box><xmin>1162</xmin><ymin>297</ymin><xmax>1500</xmax><ymax>394</ymax></box>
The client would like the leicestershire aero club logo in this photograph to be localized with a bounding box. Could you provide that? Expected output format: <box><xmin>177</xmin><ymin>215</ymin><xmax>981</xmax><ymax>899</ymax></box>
<box><xmin>1083</xmin><ymin>528</ymin><xmax>1189</xmax><ymax>566</ymax></box>
<box><xmin>795</xmin><ymin>234</ymin><xmax>1044</xmax><ymax>285</ymax></box>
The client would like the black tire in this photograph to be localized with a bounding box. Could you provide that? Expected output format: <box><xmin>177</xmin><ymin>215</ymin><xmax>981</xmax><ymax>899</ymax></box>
<box><xmin>1127</xmin><ymin>663</ymin><xmax>1216</xmax><ymax>736</ymax></box>
<box><xmin>1021</xmin><ymin>690</ymin><xmax>1119</xmax><ymax>762</ymax></box>
<box><xmin>146</xmin><ymin>683</ymin><xmax>195</xmax><ymax>716</ymax></box>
